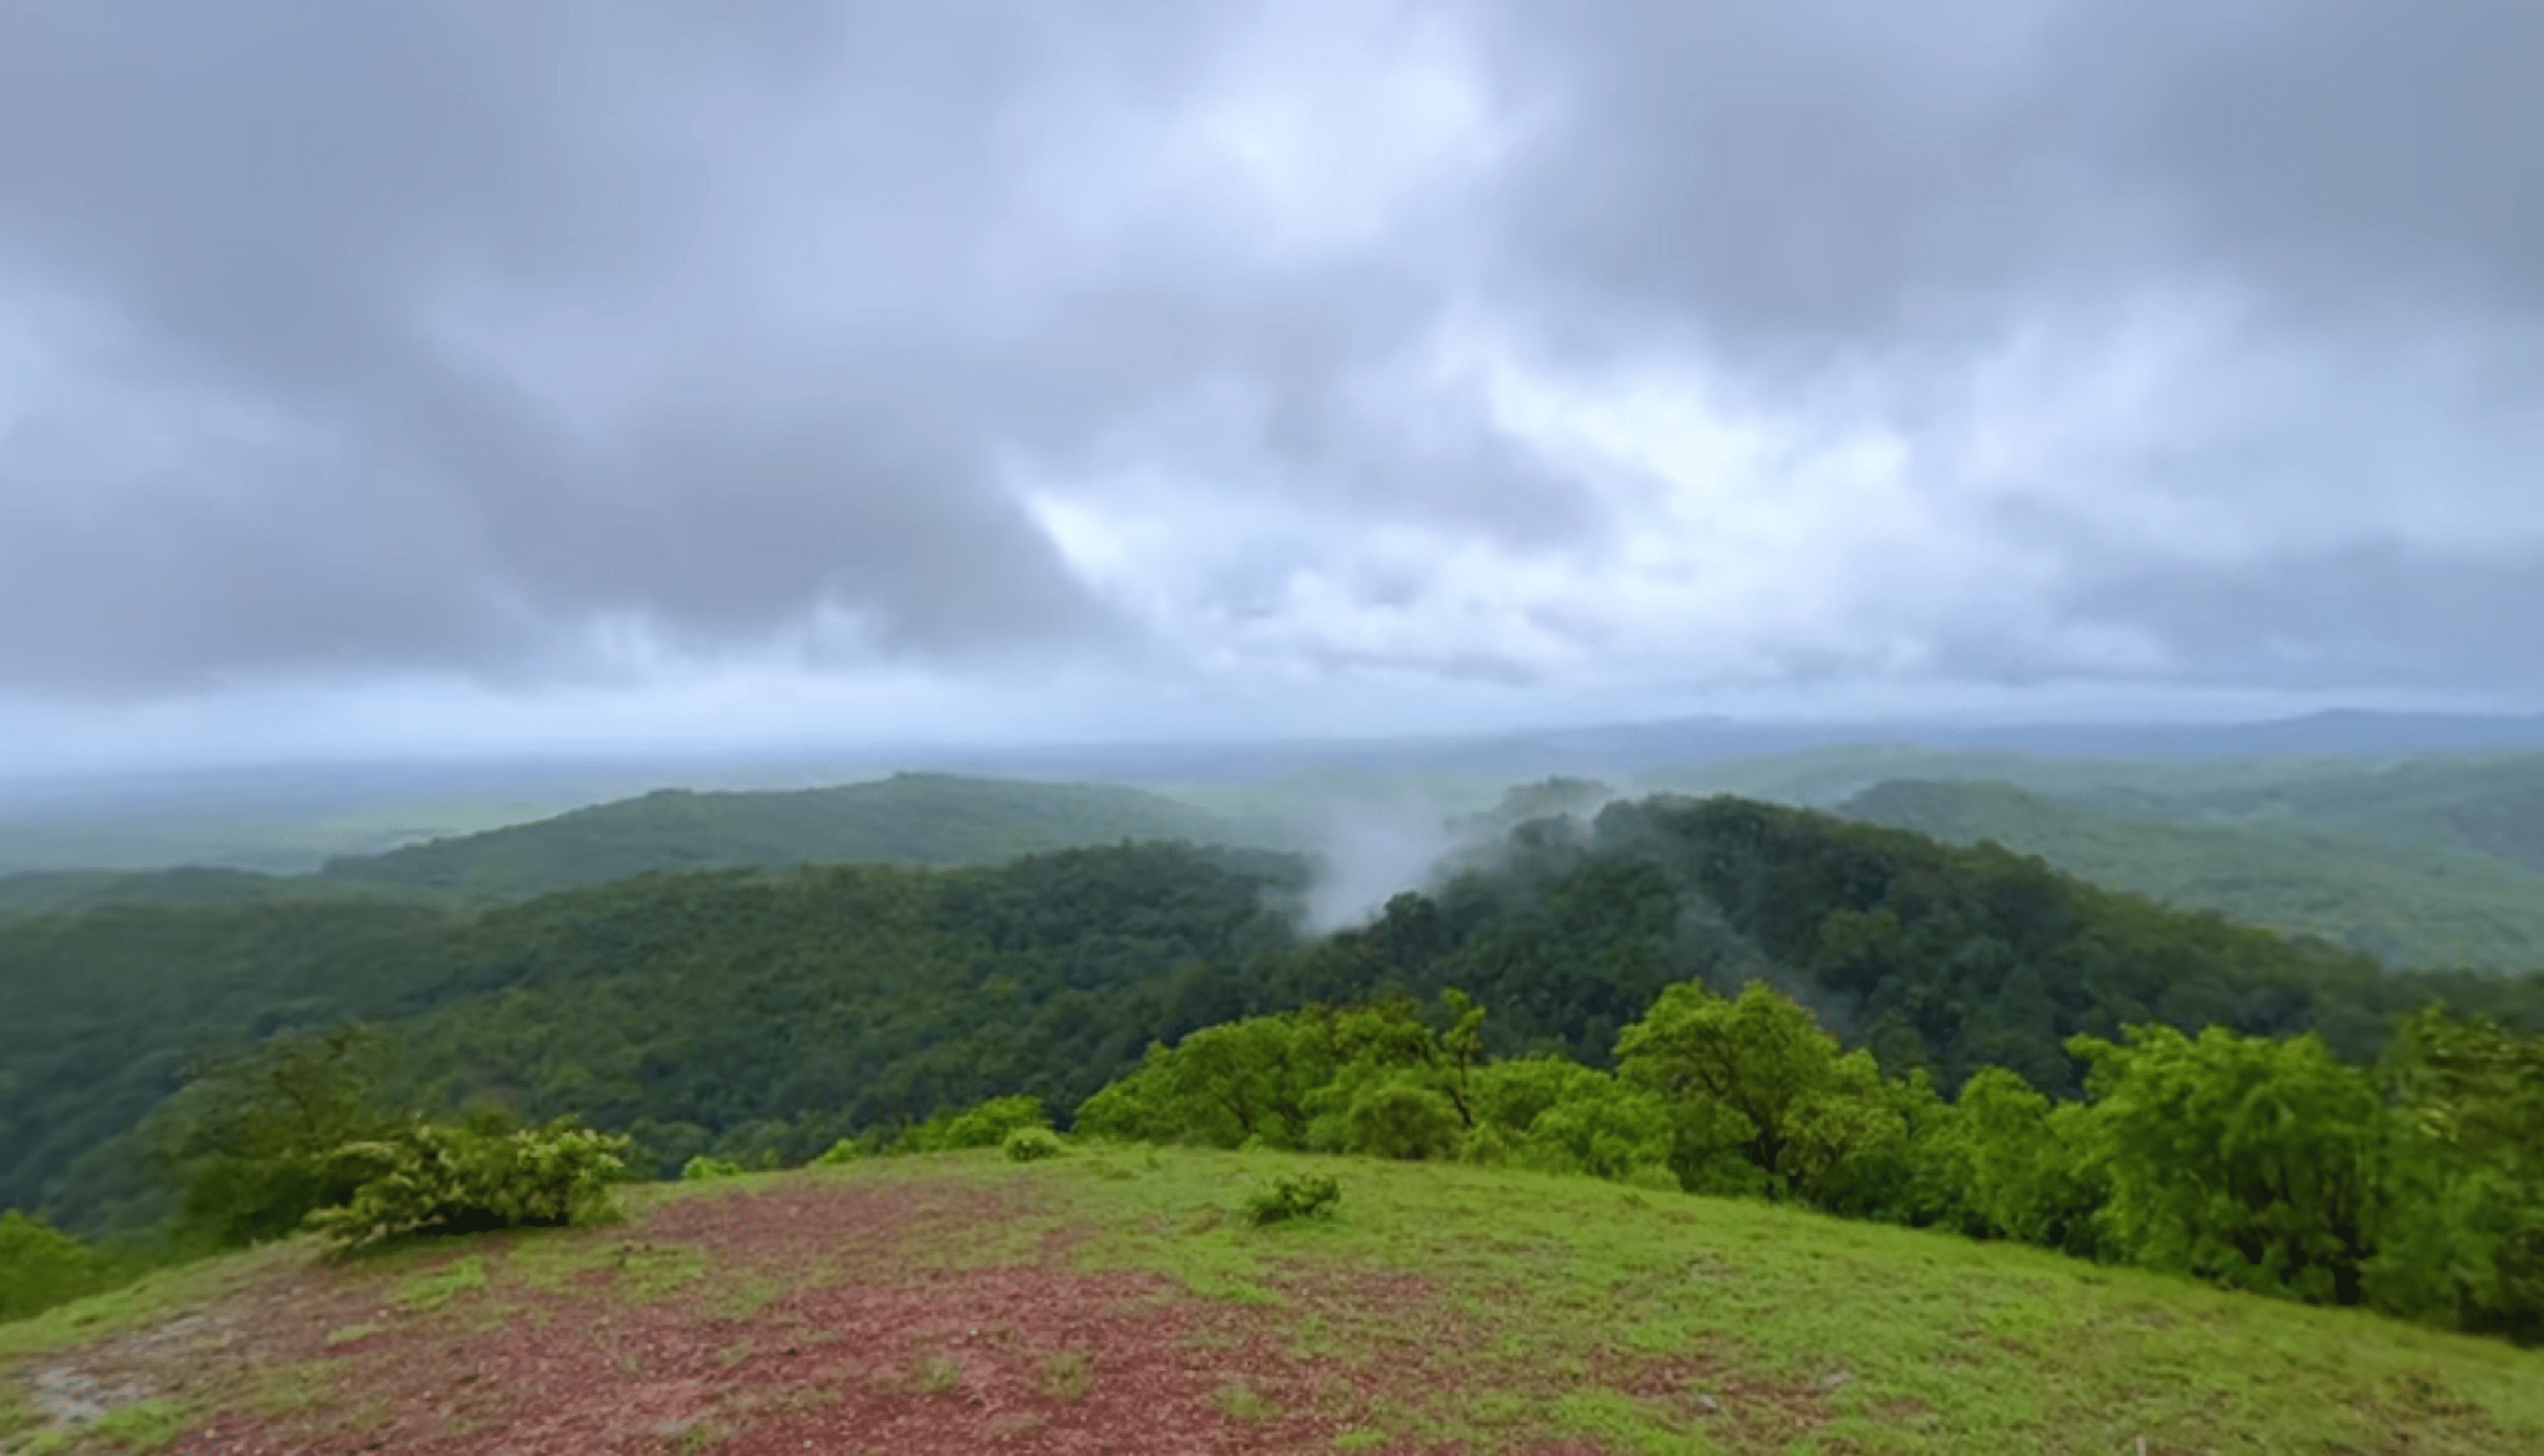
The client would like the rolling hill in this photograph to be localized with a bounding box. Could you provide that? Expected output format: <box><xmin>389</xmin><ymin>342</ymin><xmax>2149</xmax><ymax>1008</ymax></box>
<box><xmin>7</xmin><ymin>1149</ymin><xmax>2542</xmax><ymax>1454</ymax></box>
<box><xmin>1842</xmin><ymin>778</ymin><xmax>2544</xmax><ymax>972</ymax></box>
<box><xmin>18</xmin><ymin>793</ymin><xmax>2544</xmax><ymax>1239</ymax></box>
<box><xmin>311</xmin><ymin>772</ymin><xmax>1272</xmax><ymax>901</ymax></box>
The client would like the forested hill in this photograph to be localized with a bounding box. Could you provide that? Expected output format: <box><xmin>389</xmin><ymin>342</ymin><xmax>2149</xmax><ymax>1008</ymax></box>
<box><xmin>1841</xmin><ymin>778</ymin><xmax>2544</xmax><ymax>972</ymax></box>
<box><xmin>10</xmin><ymin>795</ymin><xmax>2542</xmax><ymax>1236</ymax></box>
<box><xmin>311</xmin><ymin>771</ymin><xmax>1265</xmax><ymax>901</ymax></box>
<box><xmin>0</xmin><ymin>866</ymin><xmax>434</xmax><ymax>920</ymax></box>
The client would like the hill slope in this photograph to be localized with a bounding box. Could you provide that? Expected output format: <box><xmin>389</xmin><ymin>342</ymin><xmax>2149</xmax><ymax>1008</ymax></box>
<box><xmin>312</xmin><ymin>772</ymin><xmax>1266</xmax><ymax>901</ymax></box>
<box><xmin>0</xmin><ymin>868</ymin><xmax>433</xmax><ymax>921</ymax></box>
<box><xmin>7</xmin><ymin>1149</ymin><xmax>2542</xmax><ymax>1454</ymax></box>
<box><xmin>19</xmin><ymin>797</ymin><xmax>2544</xmax><ymax>1237</ymax></box>
<box><xmin>1842</xmin><ymin>778</ymin><xmax>2544</xmax><ymax>971</ymax></box>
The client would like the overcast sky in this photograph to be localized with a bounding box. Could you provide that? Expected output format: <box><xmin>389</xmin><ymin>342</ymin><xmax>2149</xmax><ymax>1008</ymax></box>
<box><xmin>3</xmin><ymin>0</ymin><xmax>2539</xmax><ymax>773</ymax></box>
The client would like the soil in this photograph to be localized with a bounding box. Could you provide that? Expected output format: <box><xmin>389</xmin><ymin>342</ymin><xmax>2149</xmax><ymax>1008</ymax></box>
<box><xmin>11</xmin><ymin>1177</ymin><xmax>1803</xmax><ymax>1455</ymax></box>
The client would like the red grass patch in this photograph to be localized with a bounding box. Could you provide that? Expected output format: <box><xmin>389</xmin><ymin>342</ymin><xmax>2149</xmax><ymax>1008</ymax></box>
<box><xmin>20</xmin><ymin>1177</ymin><xmax>1787</xmax><ymax>1455</ymax></box>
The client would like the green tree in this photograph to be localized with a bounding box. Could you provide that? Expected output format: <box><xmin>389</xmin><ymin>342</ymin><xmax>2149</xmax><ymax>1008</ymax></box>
<box><xmin>2070</xmin><ymin>1025</ymin><xmax>2382</xmax><ymax>1305</ymax></box>
<box><xmin>153</xmin><ymin>1026</ymin><xmax>404</xmax><ymax>1247</ymax></box>
<box><xmin>0</xmin><ymin>1210</ymin><xmax>116</xmax><ymax>1322</ymax></box>
<box><xmin>1076</xmin><ymin>1012</ymin><xmax>1346</xmax><ymax>1149</ymax></box>
<box><xmin>1949</xmin><ymin>1067</ymin><xmax>2107</xmax><ymax>1254</ymax></box>
<box><xmin>1616</xmin><ymin>980</ymin><xmax>1905</xmax><ymax>1206</ymax></box>
<box><xmin>2368</xmin><ymin>1009</ymin><xmax>2544</xmax><ymax>1341</ymax></box>
<box><xmin>1467</xmin><ymin>1055</ymin><xmax>1673</xmax><ymax>1182</ymax></box>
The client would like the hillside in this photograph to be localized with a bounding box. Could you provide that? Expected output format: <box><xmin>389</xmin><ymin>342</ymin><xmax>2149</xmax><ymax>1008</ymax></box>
<box><xmin>312</xmin><ymin>772</ymin><xmax>1269</xmax><ymax>901</ymax></box>
<box><xmin>7</xmin><ymin>1149</ymin><xmax>2542</xmax><ymax>1454</ymax></box>
<box><xmin>0</xmin><ymin>868</ymin><xmax>433</xmax><ymax>921</ymax></box>
<box><xmin>20</xmin><ymin>793</ymin><xmax>2544</xmax><ymax>1241</ymax></box>
<box><xmin>0</xmin><ymin>843</ymin><xmax>1309</xmax><ymax>1231</ymax></box>
<box><xmin>1841</xmin><ymin>779</ymin><xmax>2544</xmax><ymax>971</ymax></box>
<box><xmin>2081</xmin><ymin>751</ymin><xmax>2544</xmax><ymax>874</ymax></box>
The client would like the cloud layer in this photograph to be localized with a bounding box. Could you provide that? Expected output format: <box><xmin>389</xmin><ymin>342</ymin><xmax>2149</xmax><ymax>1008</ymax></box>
<box><xmin>3</xmin><ymin>0</ymin><xmax>2537</xmax><ymax>757</ymax></box>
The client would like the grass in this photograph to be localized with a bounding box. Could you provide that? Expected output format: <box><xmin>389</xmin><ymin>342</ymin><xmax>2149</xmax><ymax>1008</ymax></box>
<box><xmin>1033</xmin><ymin>1346</ymin><xmax>1094</xmax><ymax>1401</ymax></box>
<box><xmin>392</xmin><ymin>1255</ymin><xmax>487</xmax><ymax>1313</ymax></box>
<box><xmin>1016</xmin><ymin>1147</ymin><xmax>2544</xmax><ymax>1453</ymax></box>
<box><xmin>5</xmin><ymin>1148</ymin><xmax>2541</xmax><ymax>1454</ymax></box>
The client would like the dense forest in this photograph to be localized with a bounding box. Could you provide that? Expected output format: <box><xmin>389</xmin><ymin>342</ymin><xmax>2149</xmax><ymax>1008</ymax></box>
<box><xmin>311</xmin><ymin>771</ymin><xmax>1263</xmax><ymax>901</ymax></box>
<box><xmin>8</xmin><ymin>793</ymin><xmax>2542</xmax><ymax>1249</ymax></box>
<box><xmin>1841</xmin><ymin>778</ymin><xmax>2544</xmax><ymax>971</ymax></box>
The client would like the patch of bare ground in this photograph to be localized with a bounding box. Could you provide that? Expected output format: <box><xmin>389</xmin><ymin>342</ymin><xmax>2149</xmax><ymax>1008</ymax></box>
<box><xmin>1616</xmin><ymin>1349</ymin><xmax>1850</xmax><ymax>1450</ymax></box>
<box><xmin>102</xmin><ymin>1180</ymin><xmax>1398</xmax><ymax>1455</ymax></box>
<box><xmin>16</xmin><ymin>1178</ymin><xmax>1859</xmax><ymax>1455</ymax></box>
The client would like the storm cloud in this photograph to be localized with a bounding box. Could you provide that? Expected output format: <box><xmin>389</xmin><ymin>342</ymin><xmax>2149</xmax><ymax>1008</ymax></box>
<box><xmin>2</xmin><ymin>0</ymin><xmax>2537</xmax><ymax>753</ymax></box>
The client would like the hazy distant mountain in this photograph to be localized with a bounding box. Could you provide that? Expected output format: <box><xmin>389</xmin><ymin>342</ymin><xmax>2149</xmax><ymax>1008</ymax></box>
<box><xmin>1838</xmin><ymin>765</ymin><xmax>2544</xmax><ymax>972</ymax></box>
<box><xmin>0</xmin><ymin>867</ymin><xmax>432</xmax><ymax>920</ymax></box>
<box><xmin>313</xmin><ymin>772</ymin><xmax>1272</xmax><ymax>901</ymax></box>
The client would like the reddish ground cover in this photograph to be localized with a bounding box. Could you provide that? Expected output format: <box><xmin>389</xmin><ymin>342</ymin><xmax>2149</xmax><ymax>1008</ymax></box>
<box><xmin>19</xmin><ymin>1176</ymin><xmax>1807</xmax><ymax>1454</ymax></box>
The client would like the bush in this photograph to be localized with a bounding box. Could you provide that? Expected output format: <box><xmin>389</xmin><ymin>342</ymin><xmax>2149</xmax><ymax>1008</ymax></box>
<box><xmin>0</xmin><ymin>1210</ymin><xmax>118</xmax><ymax>1323</ymax></box>
<box><xmin>1242</xmin><ymin>1171</ymin><xmax>1342</xmax><ymax>1227</ymax></box>
<box><xmin>898</xmin><ymin>1095</ymin><xmax>1051</xmax><ymax>1154</ymax></box>
<box><xmin>681</xmin><ymin>1156</ymin><xmax>747</xmax><ymax>1182</ymax></box>
<box><xmin>812</xmin><ymin>1138</ymin><xmax>865</xmax><ymax>1167</ymax></box>
<box><xmin>1004</xmin><ymin>1128</ymin><xmax>1066</xmax><ymax>1163</ymax></box>
<box><xmin>306</xmin><ymin>1119</ymin><xmax>631</xmax><ymax>1251</ymax></box>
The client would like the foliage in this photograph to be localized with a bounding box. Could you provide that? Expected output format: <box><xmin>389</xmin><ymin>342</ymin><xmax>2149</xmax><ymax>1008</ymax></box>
<box><xmin>1242</xmin><ymin>1171</ymin><xmax>1342</xmax><ymax>1226</ymax></box>
<box><xmin>154</xmin><ymin>1027</ymin><xmax>407</xmax><ymax>1248</ymax></box>
<box><xmin>1463</xmin><ymin>1056</ymin><xmax>1673</xmax><ymax>1182</ymax></box>
<box><xmin>2369</xmin><ymin>1009</ymin><xmax>2544</xmax><ymax>1341</ymax></box>
<box><xmin>0</xmin><ymin>902</ymin><xmax>459</xmax><ymax>1233</ymax></box>
<box><xmin>315</xmin><ymin>772</ymin><xmax>1259</xmax><ymax>902</ymax></box>
<box><xmin>1076</xmin><ymin>1012</ymin><xmax>1349</xmax><ymax>1150</ymax></box>
<box><xmin>2069</xmin><ymin>1026</ymin><xmax>2384</xmax><ymax>1304</ymax></box>
<box><xmin>1844</xmin><ymin>776</ymin><xmax>2544</xmax><ymax>972</ymax></box>
<box><xmin>896</xmin><ymin>1095</ymin><xmax>1052</xmax><ymax>1154</ymax></box>
<box><xmin>0</xmin><ymin>1210</ymin><xmax>116</xmax><ymax>1323</ymax></box>
<box><xmin>680</xmin><ymin>1156</ymin><xmax>746</xmax><ymax>1182</ymax></box>
<box><xmin>1616</xmin><ymin>980</ymin><xmax>1904</xmax><ymax>1206</ymax></box>
<box><xmin>16</xmin><ymin>787</ymin><xmax>2544</xmax><ymax>1263</ymax></box>
<box><xmin>305</xmin><ymin>1119</ymin><xmax>629</xmax><ymax>1251</ymax></box>
<box><xmin>1933</xmin><ymin>1067</ymin><xmax>2106</xmax><ymax>1253</ymax></box>
<box><xmin>1003</xmin><ymin>1127</ymin><xmax>1065</xmax><ymax>1163</ymax></box>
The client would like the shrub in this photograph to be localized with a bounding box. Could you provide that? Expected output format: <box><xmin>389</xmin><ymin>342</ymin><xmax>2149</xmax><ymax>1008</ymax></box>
<box><xmin>812</xmin><ymin>1138</ymin><xmax>864</xmax><ymax>1167</ymax></box>
<box><xmin>898</xmin><ymin>1095</ymin><xmax>1051</xmax><ymax>1154</ymax></box>
<box><xmin>681</xmin><ymin>1156</ymin><xmax>747</xmax><ymax>1182</ymax></box>
<box><xmin>0</xmin><ymin>1210</ymin><xmax>118</xmax><ymax>1323</ymax></box>
<box><xmin>1004</xmin><ymin>1128</ymin><xmax>1066</xmax><ymax>1163</ymax></box>
<box><xmin>1242</xmin><ymin>1171</ymin><xmax>1342</xmax><ymax>1227</ymax></box>
<box><xmin>306</xmin><ymin>1119</ymin><xmax>630</xmax><ymax>1251</ymax></box>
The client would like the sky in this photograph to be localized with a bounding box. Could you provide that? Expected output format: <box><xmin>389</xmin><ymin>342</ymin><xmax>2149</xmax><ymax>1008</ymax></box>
<box><xmin>3</xmin><ymin>0</ymin><xmax>2540</xmax><ymax>775</ymax></box>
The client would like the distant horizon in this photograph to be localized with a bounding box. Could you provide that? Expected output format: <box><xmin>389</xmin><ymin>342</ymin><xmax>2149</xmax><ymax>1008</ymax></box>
<box><xmin>11</xmin><ymin>699</ymin><xmax>2544</xmax><ymax>802</ymax></box>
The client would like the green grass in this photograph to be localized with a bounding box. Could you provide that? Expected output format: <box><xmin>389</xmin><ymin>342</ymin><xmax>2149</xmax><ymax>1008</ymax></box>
<box><xmin>1010</xmin><ymin>1148</ymin><xmax>2544</xmax><ymax>1453</ymax></box>
<box><xmin>391</xmin><ymin>1255</ymin><xmax>488</xmax><ymax>1313</ymax></box>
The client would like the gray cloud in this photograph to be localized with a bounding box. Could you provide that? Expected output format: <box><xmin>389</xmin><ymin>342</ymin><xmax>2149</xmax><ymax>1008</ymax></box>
<box><xmin>2</xmin><ymin>0</ymin><xmax>2537</xmax><ymax>722</ymax></box>
<box><xmin>1476</xmin><ymin>0</ymin><xmax>2544</xmax><ymax>359</ymax></box>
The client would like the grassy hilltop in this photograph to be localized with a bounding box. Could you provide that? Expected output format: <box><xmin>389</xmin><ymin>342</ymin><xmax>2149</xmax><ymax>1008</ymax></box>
<box><xmin>7</xmin><ymin>1148</ymin><xmax>2543</xmax><ymax>1455</ymax></box>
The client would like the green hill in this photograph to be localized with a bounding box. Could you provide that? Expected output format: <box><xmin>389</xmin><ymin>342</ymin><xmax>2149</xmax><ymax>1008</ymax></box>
<box><xmin>17</xmin><ymin>795</ymin><xmax>2544</xmax><ymax>1239</ymax></box>
<box><xmin>1842</xmin><ymin>779</ymin><xmax>2544</xmax><ymax>972</ymax></box>
<box><xmin>7</xmin><ymin>1149</ymin><xmax>2542</xmax><ymax>1454</ymax></box>
<box><xmin>0</xmin><ymin>842</ymin><xmax>1307</xmax><ymax>1231</ymax></box>
<box><xmin>0</xmin><ymin>867</ymin><xmax>434</xmax><ymax>920</ymax></box>
<box><xmin>2072</xmin><ymin>751</ymin><xmax>2544</xmax><ymax>874</ymax></box>
<box><xmin>311</xmin><ymin>771</ymin><xmax>1270</xmax><ymax>901</ymax></box>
